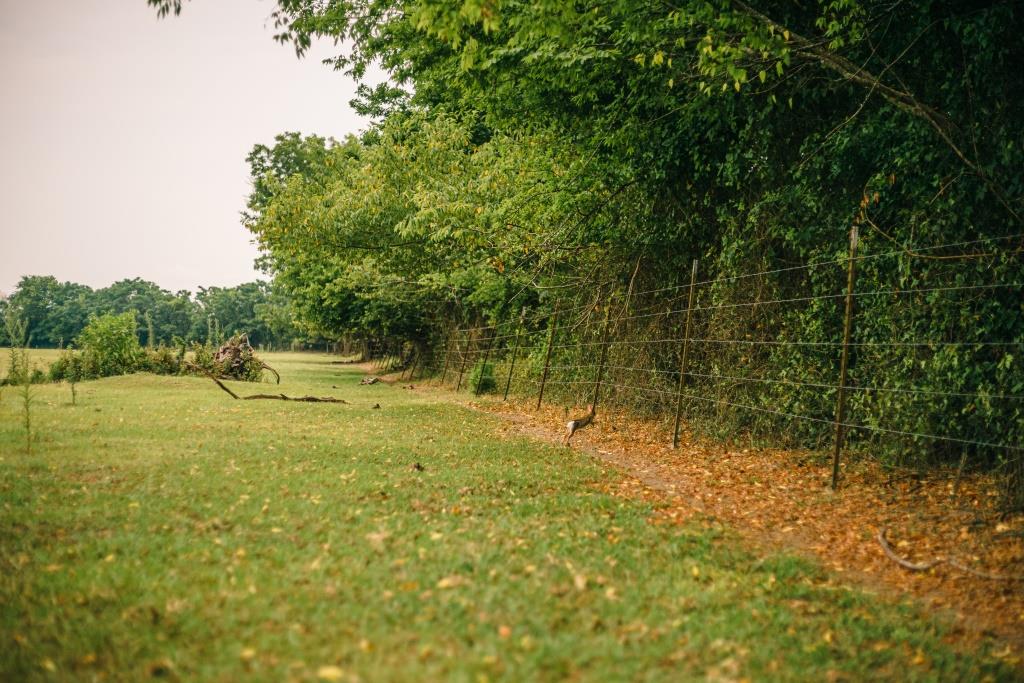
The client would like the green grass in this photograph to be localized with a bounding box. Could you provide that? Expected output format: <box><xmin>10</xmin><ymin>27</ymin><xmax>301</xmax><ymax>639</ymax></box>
<box><xmin>0</xmin><ymin>353</ymin><xmax>1013</xmax><ymax>681</ymax></box>
<box><xmin>0</xmin><ymin>347</ymin><xmax>62</xmax><ymax>378</ymax></box>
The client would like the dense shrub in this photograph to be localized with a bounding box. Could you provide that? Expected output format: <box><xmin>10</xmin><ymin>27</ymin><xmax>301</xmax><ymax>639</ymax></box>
<box><xmin>144</xmin><ymin>347</ymin><xmax>182</xmax><ymax>375</ymax></box>
<box><xmin>77</xmin><ymin>312</ymin><xmax>144</xmax><ymax>378</ymax></box>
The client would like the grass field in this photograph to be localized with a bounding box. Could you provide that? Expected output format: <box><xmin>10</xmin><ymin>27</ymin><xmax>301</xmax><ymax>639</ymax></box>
<box><xmin>0</xmin><ymin>347</ymin><xmax>62</xmax><ymax>378</ymax></box>
<box><xmin>0</xmin><ymin>353</ymin><xmax>1014</xmax><ymax>681</ymax></box>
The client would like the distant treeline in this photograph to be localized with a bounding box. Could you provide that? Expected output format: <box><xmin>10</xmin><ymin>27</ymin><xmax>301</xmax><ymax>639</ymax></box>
<box><xmin>0</xmin><ymin>276</ymin><xmax>300</xmax><ymax>349</ymax></box>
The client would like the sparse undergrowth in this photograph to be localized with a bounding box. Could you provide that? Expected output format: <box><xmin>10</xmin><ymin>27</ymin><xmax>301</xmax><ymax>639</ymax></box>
<box><xmin>0</xmin><ymin>353</ymin><xmax>1016</xmax><ymax>681</ymax></box>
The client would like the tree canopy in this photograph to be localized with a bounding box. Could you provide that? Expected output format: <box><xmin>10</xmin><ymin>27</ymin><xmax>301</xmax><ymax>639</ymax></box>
<box><xmin>0</xmin><ymin>276</ymin><xmax>299</xmax><ymax>349</ymax></box>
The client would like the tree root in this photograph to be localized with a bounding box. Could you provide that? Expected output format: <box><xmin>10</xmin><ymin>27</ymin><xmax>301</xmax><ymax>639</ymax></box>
<box><xmin>877</xmin><ymin>527</ymin><xmax>1024</xmax><ymax>581</ymax></box>
<box><xmin>201</xmin><ymin>371</ymin><xmax>348</xmax><ymax>403</ymax></box>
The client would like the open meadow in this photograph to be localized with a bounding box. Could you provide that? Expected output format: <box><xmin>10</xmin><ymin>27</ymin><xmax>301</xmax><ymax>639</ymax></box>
<box><xmin>0</xmin><ymin>353</ymin><xmax>1016</xmax><ymax>681</ymax></box>
<box><xmin>0</xmin><ymin>347</ymin><xmax>62</xmax><ymax>377</ymax></box>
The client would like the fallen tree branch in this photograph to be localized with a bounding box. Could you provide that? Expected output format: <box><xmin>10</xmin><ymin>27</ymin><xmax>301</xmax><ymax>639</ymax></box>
<box><xmin>876</xmin><ymin>527</ymin><xmax>943</xmax><ymax>571</ymax></box>
<box><xmin>947</xmin><ymin>559</ymin><xmax>1024</xmax><ymax>582</ymax></box>
<box><xmin>877</xmin><ymin>527</ymin><xmax>1024</xmax><ymax>581</ymax></box>
<box><xmin>196</xmin><ymin>367</ymin><xmax>348</xmax><ymax>403</ymax></box>
<box><xmin>261</xmin><ymin>362</ymin><xmax>281</xmax><ymax>384</ymax></box>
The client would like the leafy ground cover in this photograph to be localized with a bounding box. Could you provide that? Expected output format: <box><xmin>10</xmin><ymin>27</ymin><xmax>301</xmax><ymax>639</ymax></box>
<box><xmin>0</xmin><ymin>353</ymin><xmax>1016</xmax><ymax>681</ymax></box>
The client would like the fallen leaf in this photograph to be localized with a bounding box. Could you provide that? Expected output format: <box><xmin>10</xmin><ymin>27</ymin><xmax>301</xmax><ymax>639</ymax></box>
<box><xmin>437</xmin><ymin>575</ymin><xmax>469</xmax><ymax>589</ymax></box>
<box><xmin>317</xmin><ymin>665</ymin><xmax>345</xmax><ymax>681</ymax></box>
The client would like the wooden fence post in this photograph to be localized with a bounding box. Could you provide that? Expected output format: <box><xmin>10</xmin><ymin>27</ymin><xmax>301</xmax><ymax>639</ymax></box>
<box><xmin>503</xmin><ymin>308</ymin><xmax>526</xmax><ymax>401</ymax></box>
<box><xmin>832</xmin><ymin>226</ymin><xmax>860</xmax><ymax>490</ymax></box>
<box><xmin>536</xmin><ymin>304</ymin><xmax>560</xmax><ymax>410</ymax></box>
<box><xmin>475</xmin><ymin>332</ymin><xmax>495</xmax><ymax>395</ymax></box>
<box><xmin>672</xmin><ymin>259</ymin><xmax>699</xmax><ymax>448</ymax></box>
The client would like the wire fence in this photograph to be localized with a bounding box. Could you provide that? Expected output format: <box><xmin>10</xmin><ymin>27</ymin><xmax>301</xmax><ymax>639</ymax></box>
<box><xmin>366</xmin><ymin>229</ymin><xmax>1024</xmax><ymax>496</ymax></box>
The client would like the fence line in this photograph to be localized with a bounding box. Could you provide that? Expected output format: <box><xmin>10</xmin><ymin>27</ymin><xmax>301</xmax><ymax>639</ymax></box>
<box><xmin>623</xmin><ymin>231</ymin><xmax>1024</xmax><ymax>299</ymax></box>
<box><xmin>365</xmin><ymin>235</ymin><xmax>1022</xmax><ymax>491</ymax></box>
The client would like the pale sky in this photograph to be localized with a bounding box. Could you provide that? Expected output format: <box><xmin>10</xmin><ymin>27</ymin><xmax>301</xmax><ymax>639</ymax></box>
<box><xmin>0</xmin><ymin>0</ymin><xmax>374</xmax><ymax>297</ymax></box>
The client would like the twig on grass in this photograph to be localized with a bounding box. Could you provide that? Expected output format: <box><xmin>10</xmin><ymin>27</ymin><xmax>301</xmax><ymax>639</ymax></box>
<box><xmin>877</xmin><ymin>527</ymin><xmax>1024</xmax><ymax>581</ymax></box>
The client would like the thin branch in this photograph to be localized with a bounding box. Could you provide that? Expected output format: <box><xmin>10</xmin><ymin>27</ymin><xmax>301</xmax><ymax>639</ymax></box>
<box><xmin>877</xmin><ymin>527</ymin><xmax>1024</xmax><ymax>581</ymax></box>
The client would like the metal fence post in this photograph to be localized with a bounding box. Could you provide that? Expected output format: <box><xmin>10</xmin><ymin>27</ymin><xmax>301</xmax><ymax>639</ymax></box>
<box><xmin>399</xmin><ymin>344</ymin><xmax>410</xmax><ymax>380</ymax></box>
<box><xmin>832</xmin><ymin>226</ymin><xmax>860</xmax><ymax>490</ymax></box>
<box><xmin>456</xmin><ymin>330</ymin><xmax>473</xmax><ymax>392</ymax></box>
<box><xmin>475</xmin><ymin>332</ymin><xmax>495</xmax><ymax>395</ymax></box>
<box><xmin>440</xmin><ymin>332</ymin><xmax>454</xmax><ymax>384</ymax></box>
<box><xmin>503</xmin><ymin>308</ymin><xmax>526</xmax><ymax>401</ymax></box>
<box><xmin>672</xmin><ymin>259</ymin><xmax>699</xmax><ymax>448</ymax></box>
<box><xmin>536</xmin><ymin>304</ymin><xmax>560</xmax><ymax>410</ymax></box>
<box><xmin>407</xmin><ymin>348</ymin><xmax>420</xmax><ymax>381</ymax></box>
<box><xmin>590</xmin><ymin>305</ymin><xmax>613</xmax><ymax>411</ymax></box>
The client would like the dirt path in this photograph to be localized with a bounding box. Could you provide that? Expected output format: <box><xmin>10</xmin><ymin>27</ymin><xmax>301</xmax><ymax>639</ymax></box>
<box><xmin>365</xmin><ymin>365</ymin><xmax>1023</xmax><ymax>664</ymax></box>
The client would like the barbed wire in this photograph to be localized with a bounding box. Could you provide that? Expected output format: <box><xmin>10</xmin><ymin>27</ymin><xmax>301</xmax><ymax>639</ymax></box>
<box><xmin>530</xmin><ymin>378</ymin><xmax>1022</xmax><ymax>452</ymax></box>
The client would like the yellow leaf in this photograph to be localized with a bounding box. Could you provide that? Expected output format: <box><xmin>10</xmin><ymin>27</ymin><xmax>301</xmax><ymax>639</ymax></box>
<box><xmin>240</xmin><ymin>648</ymin><xmax>256</xmax><ymax>661</ymax></box>
<box><xmin>41</xmin><ymin>659</ymin><xmax>57</xmax><ymax>672</ymax></box>
<box><xmin>437</xmin><ymin>575</ymin><xmax>468</xmax><ymax>589</ymax></box>
<box><xmin>317</xmin><ymin>665</ymin><xmax>345</xmax><ymax>681</ymax></box>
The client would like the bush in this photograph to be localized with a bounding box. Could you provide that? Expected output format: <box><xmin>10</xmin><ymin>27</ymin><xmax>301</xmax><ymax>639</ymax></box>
<box><xmin>189</xmin><ymin>341</ymin><xmax>217</xmax><ymax>375</ymax></box>
<box><xmin>77</xmin><ymin>312</ymin><xmax>144</xmax><ymax>378</ymax></box>
<box><xmin>3</xmin><ymin>350</ymin><xmax>27</xmax><ymax>387</ymax></box>
<box><xmin>144</xmin><ymin>347</ymin><xmax>182</xmax><ymax>375</ymax></box>
<box><xmin>468</xmin><ymin>361</ymin><xmax>496</xmax><ymax>394</ymax></box>
<box><xmin>47</xmin><ymin>353</ymin><xmax>69</xmax><ymax>382</ymax></box>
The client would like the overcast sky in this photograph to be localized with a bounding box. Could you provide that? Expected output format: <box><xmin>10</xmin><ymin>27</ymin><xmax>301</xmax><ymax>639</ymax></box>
<box><xmin>0</xmin><ymin>0</ymin><xmax>373</xmax><ymax>297</ymax></box>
